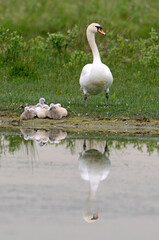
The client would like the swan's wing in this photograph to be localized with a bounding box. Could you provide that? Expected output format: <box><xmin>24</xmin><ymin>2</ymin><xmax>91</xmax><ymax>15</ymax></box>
<box><xmin>79</xmin><ymin>64</ymin><xmax>92</xmax><ymax>87</ymax></box>
<box><xmin>102</xmin><ymin>64</ymin><xmax>113</xmax><ymax>82</ymax></box>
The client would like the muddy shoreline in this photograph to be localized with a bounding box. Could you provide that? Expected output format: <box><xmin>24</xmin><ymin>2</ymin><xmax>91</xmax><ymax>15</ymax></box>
<box><xmin>0</xmin><ymin>111</ymin><xmax>158</xmax><ymax>136</ymax></box>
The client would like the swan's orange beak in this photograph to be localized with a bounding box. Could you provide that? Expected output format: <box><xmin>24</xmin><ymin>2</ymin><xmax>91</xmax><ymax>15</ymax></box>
<box><xmin>98</xmin><ymin>28</ymin><xmax>106</xmax><ymax>35</ymax></box>
<box><xmin>91</xmin><ymin>212</ymin><xmax>99</xmax><ymax>220</ymax></box>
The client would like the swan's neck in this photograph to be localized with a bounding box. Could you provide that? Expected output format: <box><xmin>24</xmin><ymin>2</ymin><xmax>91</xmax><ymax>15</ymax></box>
<box><xmin>87</xmin><ymin>30</ymin><xmax>101</xmax><ymax>64</ymax></box>
<box><xmin>89</xmin><ymin>181</ymin><xmax>99</xmax><ymax>199</ymax></box>
<box><xmin>83</xmin><ymin>182</ymin><xmax>99</xmax><ymax>223</ymax></box>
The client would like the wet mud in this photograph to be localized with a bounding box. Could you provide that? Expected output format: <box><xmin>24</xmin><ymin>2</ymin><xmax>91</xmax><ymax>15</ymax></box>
<box><xmin>0</xmin><ymin>111</ymin><xmax>158</xmax><ymax>136</ymax></box>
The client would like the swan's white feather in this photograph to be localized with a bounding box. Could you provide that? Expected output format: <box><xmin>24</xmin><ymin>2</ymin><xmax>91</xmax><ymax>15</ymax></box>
<box><xmin>80</xmin><ymin>63</ymin><xmax>113</xmax><ymax>95</ymax></box>
<box><xmin>79</xmin><ymin>23</ymin><xmax>113</xmax><ymax>99</ymax></box>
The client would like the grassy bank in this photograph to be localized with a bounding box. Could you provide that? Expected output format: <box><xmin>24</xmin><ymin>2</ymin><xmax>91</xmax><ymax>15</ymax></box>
<box><xmin>0</xmin><ymin>0</ymin><xmax>159</xmax><ymax>119</ymax></box>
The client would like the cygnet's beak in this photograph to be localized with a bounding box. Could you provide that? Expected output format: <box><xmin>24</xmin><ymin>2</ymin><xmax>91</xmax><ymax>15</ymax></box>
<box><xmin>98</xmin><ymin>28</ymin><xmax>106</xmax><ymax>35</ymax></box>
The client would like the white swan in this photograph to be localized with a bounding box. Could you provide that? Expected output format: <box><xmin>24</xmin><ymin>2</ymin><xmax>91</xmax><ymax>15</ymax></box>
<box><xmin>20</xmin><ymin>106</ymin><xmax>37</xmax><ymax>120</ymax></box>
<box><xmin>78</xmin><ymin>140</ymin><xmax>111</xmax><ymax>223</ymax></box>
<box><xmin>79</xmin><ymin>23</ymin><xmax>113</xmax><ymax>107</ymax></box>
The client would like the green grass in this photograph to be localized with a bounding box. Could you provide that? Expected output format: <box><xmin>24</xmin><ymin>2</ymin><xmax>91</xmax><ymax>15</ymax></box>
<box><xmin>1</xmin><ymin>0</ymin><xmax>159</xmax><ymax>39</ymax></box>
<box><xmin>0</xmin><ymin>0</ymin><xmax>159</xmax><ymax>119</ymax></box>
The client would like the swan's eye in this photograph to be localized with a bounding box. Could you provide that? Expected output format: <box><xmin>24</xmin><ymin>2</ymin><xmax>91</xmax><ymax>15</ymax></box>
<box><xmin>95</xmin><ymin>26</ymin><xmax>102</xmax><ymax>31</ymax></box>
<box><xmin>96</xmin><ymin>26</ymin><xmax>106</xmax><ymax>35</ymax></box>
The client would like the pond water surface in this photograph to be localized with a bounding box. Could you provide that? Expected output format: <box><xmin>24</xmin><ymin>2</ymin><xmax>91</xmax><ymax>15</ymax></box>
<box><xmin>0</xmin><ymin>128</ymin><xmax>159</xmax><ymax>240</ymax></box>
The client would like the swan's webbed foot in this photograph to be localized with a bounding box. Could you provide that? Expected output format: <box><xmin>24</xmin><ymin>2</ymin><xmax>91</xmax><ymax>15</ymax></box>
<box><xmin>84</xmin><ymin>94</ymin><xmax>87</xmax><ymax>107</ymax></box>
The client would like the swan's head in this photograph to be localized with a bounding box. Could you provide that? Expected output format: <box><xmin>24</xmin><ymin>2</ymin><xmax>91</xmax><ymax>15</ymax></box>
<box><xmin>39</xmin><ymin>98</ymin><xmax>47</xmax><ymax>105</ymax></box>
<box><xmin>83</xmin><ymin>212</ymin><xmax>99</xmax><ymax>223</ymax></box>
<box><xmin>87</xmin><ymin>23</ymin><xmax>105</xmax><ymax>35</ymax></box>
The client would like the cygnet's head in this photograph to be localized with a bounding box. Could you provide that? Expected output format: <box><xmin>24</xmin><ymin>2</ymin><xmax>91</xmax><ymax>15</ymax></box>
<box><xmin>39</xmin><ymin>98</ymin><xmax>47</xmax><ymax>105</ymax></box>
<box><xmin>24</xmin><ymin>106</ymin><xmax>30</xmax><ymax>112</ymax></box>
<box><xmin>39</xmin><ymin>141</ymin><xmax>48</xmax><ymax>147</ymax></box>
<box><xmin>54</xmin><ymin>103</ymin><xmax>61</xmax><ymax>108</ymax></box>
<box><xmin>87</xmin><ymin>23</ymin><xmax>105</xmax><ymax>35</ymax></box>
<box><xmin>49</xmin><ymin>103</ymin><xmax>56</xmax><ymax>109</ymax></box>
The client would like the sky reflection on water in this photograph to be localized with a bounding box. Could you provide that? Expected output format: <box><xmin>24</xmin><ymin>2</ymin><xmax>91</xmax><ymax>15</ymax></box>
<box><xmin>0</xmin><ymin>128</ymin><xmax>159</xmax><ymax>240</ymax></box>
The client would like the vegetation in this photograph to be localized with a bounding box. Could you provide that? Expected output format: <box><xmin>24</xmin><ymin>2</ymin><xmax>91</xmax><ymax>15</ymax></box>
<box><xmin>0</xmin><ymin>0</ymin><xmax>159</xmax><ymax>119</ymax></box>
<box><xmin>0</xmin><ymin>130</ymin><xmax>158</xmax><ymax>157</ymax></box>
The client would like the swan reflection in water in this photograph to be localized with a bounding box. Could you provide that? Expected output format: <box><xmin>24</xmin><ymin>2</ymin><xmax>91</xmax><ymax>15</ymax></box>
<box><xmin>78</xmin><ymin>139</ymin><xmax>111</xmax><ymax>223</ymax></box>
<box><xmin>20</xmin><ymin>128</ymin><xmax>67</xmax><ymax>146</ymax></box>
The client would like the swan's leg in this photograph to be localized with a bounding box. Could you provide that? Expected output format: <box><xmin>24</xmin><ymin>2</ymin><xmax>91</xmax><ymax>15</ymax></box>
<box><xmin>84</xmin><ymin>94</ymin><xmax>87</xmax><ymax>107</ymax></box>
<box><xmin>104</xmin><ymin>141</ymin><xmax>108</xmax><ymax>153</ymax></box>
<box><xmin>106</xmin><ymin>89</ymin><xmax>109</xmax><ymax>107</ymax></box>
<box><xmin>83</xmin><ymin>89</ymin><xmax>87</xmax><ymax>107</ymax></box>
<box><xmin>83</xmin><ymin>139</ymin><xmax>86</xmax><ymax>151</ymax></box>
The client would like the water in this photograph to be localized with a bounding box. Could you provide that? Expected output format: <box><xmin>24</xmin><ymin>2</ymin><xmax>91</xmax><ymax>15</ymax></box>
<box><xmin>0</xmin><ymin>128</ymin><xmax>159</xmax><ymax>240</ymax></box>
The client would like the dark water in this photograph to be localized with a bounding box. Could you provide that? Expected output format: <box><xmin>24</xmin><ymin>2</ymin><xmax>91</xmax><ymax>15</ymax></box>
<box><xmin>0</xmin><ymin>128</ymin><xmax>159</xmax><ymax>240</ymax></box>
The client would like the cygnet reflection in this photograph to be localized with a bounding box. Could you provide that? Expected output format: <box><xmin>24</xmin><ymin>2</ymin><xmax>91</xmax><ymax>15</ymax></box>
<box><xmin>20</xmin><ymin>128</ymin><xmax>37</xmax><ymax>141</ymax></box>
<box><xmin>78</xmin><ymin>140</ymin><xmax>111</xmax><ymax>223</ymax></box>
<box><xmin>20</xmin><ymin>128</ymin><xmax>67</xmax><ymax>146</ymax></box>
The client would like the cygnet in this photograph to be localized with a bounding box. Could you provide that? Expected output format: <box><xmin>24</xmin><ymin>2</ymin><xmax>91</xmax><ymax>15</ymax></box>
<box><xmin>47</xmin><ymin>104</ymin><xmax>63</xmax><ymax>119</ymax></box>
<box><xmin>38</xmin><ymin>98</ymin><xmax>49</xmax><ymax>109</ymax></box>
<box><xmin>35</xmin><ymin>103</ymin><xmax>49</xmax><ymax>119</ymax></box>
<box><xmin>49</xmin><ymin>103</ymin><xmax>68</xmax><ymax>117</ymax></box>
<box><xmin>20</xmin><ymin>107</ymin><xmax>37</xmax><ymax>120</ymax></box>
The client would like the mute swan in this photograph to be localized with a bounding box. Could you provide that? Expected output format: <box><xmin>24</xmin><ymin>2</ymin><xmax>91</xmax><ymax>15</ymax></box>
<box><xmin>52</xmin><ymin>103</ymin><xmax>61</xmax><ymax>108</ymax></box>
<box><xmin>58</xmin><ymin>107</ymin><xmax>68</xmax><ymax>117</ymax></box>
<box><xmin>20</xmin><ymin>106</ymin><xmax>37</xmax><ymax>120</ymax></box>
<box><xmin>79</xmin><ymin>23</ymin><xmax>113</xmax><ymax>107</ymax></box>
<box><xmin>38</xmin><ymin>98</ymin><xmax>49</xmax><ymax>108</ymax></box>
<box><xmin>34</xmin><ymin>98</ymin><xmax>49</xmax><ymax>118</ymax></box>
<box><xmin>47</xmin><ymin>104</ymin><xmax>63</xmax><ymax>119</ymax></box>
<box><xmin>78</xmin><ymin>140</ymin><xmax>111</xmax><ymax>223</ymax></box>
<box><xmin>20</xmin><ymin>128</ymin><xmax>49</xmax><ymax>146</ymax></box>
<box><xmin>48</xmin><ymin>103</ymin><xmax>68</xmax><ymax>119</ymax></box>
<box><xmin>35</xmin><ymin>103</ymin><xmax>49</xmax><ymax>119</ymax></box>
<box><xmin>20</xmin><ymin>128</ymin><xmax>36</xmax><ymax>140</ymax></box>
<box><xmin>20</xmin><ymin>128</ymin><xmax>67</xmax><ymax>145</ymax></box>
<box><xmin>34</xmin><ymin>129</ymin><xmax>49</xmax><ymax>146</ymax></box>
<box><xmin>51</xmin><ymin>103</ymin><xmax>67</xmax><ymax>116</ymax></box>
<box><xmin>48</xmin><ymin>129</ymin><xmax>67</xmax><ymax>143</ymax></box>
